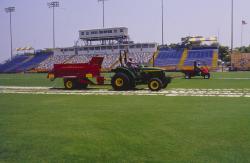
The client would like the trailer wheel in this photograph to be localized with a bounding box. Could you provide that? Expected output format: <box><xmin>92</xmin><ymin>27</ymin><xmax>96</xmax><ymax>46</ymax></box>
<box><xmin>148</xmin><ymin>78</ymin><xmax>163</xmax><ymax>91</ymax></box>
<box><xmin>64</xmin><ymin>79</ymin><xmax>76</xmax><ymax>90</ymax></box>
<box><xmin>111</xmin><ymin>73</ymin><xmax>130</xmax><ymax>91</ymax></box>
<box><xmin>185</xmin><ymin>73</ymin><xmax>191</xmax><ymax>79</ymax></box>
<box><xmin>204</xmin><ymin>73</ymin><xmax>210</xmax><ymax>79</ymax></box>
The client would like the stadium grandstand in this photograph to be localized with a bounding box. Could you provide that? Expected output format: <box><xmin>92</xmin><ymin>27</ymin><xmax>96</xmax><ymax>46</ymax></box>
<box><xmin>0</xmin><ymin>51</ymin><xmax>52</xmax><ymax>73</ymax></box>
<box><xmin>154</xmin><ymin>36</ymin><xmax>219</xmax><ymax>71</ymax></box>
<box><xmin>0</xmin><ymin>28</ymin><xmax>218</xmax><ymax>73</ymax></box>
<box><xmin>0</xmin><ymin>27</ymin><xmax>157</xmax><ymax>73</ymax></box>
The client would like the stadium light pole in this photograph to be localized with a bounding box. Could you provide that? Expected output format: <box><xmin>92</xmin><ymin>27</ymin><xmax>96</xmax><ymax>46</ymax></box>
<box><xmin>161</xmin><ymin>0</ymin><xmax>164</xmax><ymax>45</ymax></box>
<box><xmin>231</xmin><ymin>0</ymin><xmax>234</xmax><ymax>54</ymax></box>
<box><xmin>5</xmin><ymin>7</ymin><xmax>15</xmax><ymax>60</ymax></box>
<box><xmin>98</xmin><ymin>0</ymin><xmax>108</xmax><ymax>28</ymax></box>
<box><xmin>230</xmin><ymin>0</ymin><xmax>234</xmax><ymax>69</ymax></box>
<box><xmin>47</xmin><ymin>1</ymin><xmax>59</xmax><ymax>49</ymax></box>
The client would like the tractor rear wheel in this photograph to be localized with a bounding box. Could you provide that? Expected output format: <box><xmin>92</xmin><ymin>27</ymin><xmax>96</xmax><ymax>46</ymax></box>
<box><xmin>111</xmin><ymin>73</ymin><xmax>130</xmax><ymax>91</ymax></box>
<box><xmin>148</xmin><ymin>78</ymin><xmax>163</xmax><ymax>91</ymax></box>
<box><xmin>64</xmin><ymin>79</ymin><xmax>76</xmax><ymax>90</ymax></box>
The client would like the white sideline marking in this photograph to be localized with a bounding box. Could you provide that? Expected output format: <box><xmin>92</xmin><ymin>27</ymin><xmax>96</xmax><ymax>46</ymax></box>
<box><xmin>215</xmin><ymin>78</ymin><xmax>250</xmax><ymax>80</ymax></box>
<box><xmin>0</xmin><ymin>86</ymin><xmax>250</xmax><ymax>97</ymax></box>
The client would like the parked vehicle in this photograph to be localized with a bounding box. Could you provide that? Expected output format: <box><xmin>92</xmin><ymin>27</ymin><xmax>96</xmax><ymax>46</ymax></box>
<box><xmin>47</xmin><ymin>51</ymin><xmax>172</xmax><ymax>91</ymax></box>
<box><xmin>182</xmin><ymin>60</ymin><xmax>210</xmax><ymax>79</ymax></box>
<box><xmin>111</xmin><ymin>50</ymin><xmax>171</xmax><ymax>91</ymax></box>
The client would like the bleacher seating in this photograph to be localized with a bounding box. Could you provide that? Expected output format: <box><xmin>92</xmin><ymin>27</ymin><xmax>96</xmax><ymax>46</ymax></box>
<box><xmin>98</xmin><ymin>54</ymin><xmax>119</xmax><ymax>68</ymax></box>
<box><xmin>0</xmin><ymin>48</ymin><xmax>217</xmax><ymax>73</ymax></box>
<box><xmin>0</xmin><ymin>52</ymin><xmax>52</xmax><ymax>73</ymax></box>
<box><xmin>154</xmin><ymin>48</ymin><xmax>217</xmax><ymax>70</ymax></box>
<box><xmin>128</xmin><ymin>52</ymin><xmax>154</xmax><ymax>64</ymax></box>
<box><xmin>66</xmin><ymin>54</ymin><xmax>120</xmax><ymax>69</ymax></box>
<box><xmin>37</xmin><ymin>55</ymin><xmax>72</xmax><ymax>70</ymax></box>
<box><xmin>0</xmin><ymin>55</ymin><xmax>31</xmax><ymax>73</ymax></box>
<box><xmin>15</xmin><ymin>53</ymin><xmax>52</xmax><ymax>72</ymax></box>
<box><xmin>36</xmin><ymin>52</ymin><xmax>154</xmax><ymax>71</ymax></box>
<box><xmin>184</xmin><ymin>49</ymin><xmax>214</xmax><ymax>66</ymax></box>
<box><xmin>155</xmin><ymin>49</ymin><xmax>184</xmax><ymax>67</ymax></box>
<box><xmin>67</xmin><ymin>55</ymin><xmax>90</xmax><ymax>64</ymax></box>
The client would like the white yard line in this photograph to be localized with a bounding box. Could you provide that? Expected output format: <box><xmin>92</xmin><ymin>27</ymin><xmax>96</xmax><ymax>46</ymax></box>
<box><xmin>0</xmin><ymin>86</ymin><xmax>250</xmax><ymax>97</ymax></box>
<box><xmin>215</xmin><ymin>78</ymin><xmax>250</xmax><ymax>80</ymax></box>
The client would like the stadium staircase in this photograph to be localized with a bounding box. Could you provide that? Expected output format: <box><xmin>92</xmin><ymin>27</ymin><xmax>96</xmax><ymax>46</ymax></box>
<box><xmin>178</xmin><ymin>49</ymin><xmax>188</xmax><ymax>69</ymax></box>
<box><xmin>149</xmin><ymin>51</ymin><xmax>159</xmax><ymax>66</ymax></box>
<box><xmin>212</xmin><ymin>50</ymin><xmax>219</xmax><ymax>70</ymax></box>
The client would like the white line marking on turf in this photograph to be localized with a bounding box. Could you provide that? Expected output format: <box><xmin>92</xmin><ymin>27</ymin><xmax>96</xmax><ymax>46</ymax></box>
<box><xmin>0</xmin><ymin>86</ymin><xmax>250</xmax><ymax>97</ymax></box>
<box><xmin>215</xmin><ymin>78</ymin><xmax>250</xmax><ymax>80</ymax></box>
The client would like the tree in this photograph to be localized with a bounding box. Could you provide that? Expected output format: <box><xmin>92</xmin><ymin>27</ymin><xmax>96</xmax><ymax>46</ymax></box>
<box><xmin>218</xmin><ymin>46</ymin><xmax>230</xmax><ymax>62</ymax></box>
<box><xmin>235</xmin><ymin>45</ymin><xmax>250</xmax><ymax>53</ymax></box>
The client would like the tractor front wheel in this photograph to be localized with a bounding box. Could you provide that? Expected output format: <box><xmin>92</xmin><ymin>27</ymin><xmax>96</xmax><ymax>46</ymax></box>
<box><xmin>148</xmin><ymin>78</ymin><xmax>163</xmax><ymax>91</ymax></box>
<box><xmin>111</xmin><ymin>73</ymin><xmax>130</xmax><ymax>91</ymax></box>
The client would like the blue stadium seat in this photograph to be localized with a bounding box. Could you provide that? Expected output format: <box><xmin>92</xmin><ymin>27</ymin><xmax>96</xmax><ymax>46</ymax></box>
<box><xmin>0</xmin><ymin>55</ymin><xmax>30</xmax><ymax>73</ymax></box>
<box><xmin>0</xmin><ymin>52</ymin><xmax>52</xmax><ymax>73</ymax></box>
<box><xmin>15</xmin><ymin>53</ymin><xmax>52</xmax><ymax>72</ymax></box>
<box><xmin>154</xmin><ymin>49</ymin><xmax>184</xmax><ymax>67</ymax></box>
<box><xmin>184</xmin><ymin>49</ymin><xmax>214</xmax><ymax>66</ymax></box>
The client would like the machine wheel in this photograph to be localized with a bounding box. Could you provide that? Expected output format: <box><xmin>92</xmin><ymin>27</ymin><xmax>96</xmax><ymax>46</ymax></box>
<box><xmin>78</xmin><ymin>83</ymin><xmax>88</xmax><ymax>89</ymax></box>
<box><xmin>148</xmin><ymin>78</ymin><xmax>163</xmax><ymax>91</ymax></box>
<box><xmin>111</xmin><ymin>73</ymin><xmax>130</xmax><ymax>91</ymax></box>
<box><xmin>162</xmin><ymin>82</ymin><xmax>168</xmax><ymax>89</ymax></box>
<box><xmin>64</xmin><ymin>79</ymin><xmax>76</xmax><ymax>90</ymax></box>
<box><xmin>204</xmin><ymin>73</ymin><xmax>210</xmax><ymax>79</ymax></box>
<box><xmin>185</xmin><ymin>73</ymin><xmax>191</xmax><ymax>79</ymax></box>
<box><xmin>162</xmin><ymin>77</ymin><xmax>171</xmax><ymax>89</ymax></box>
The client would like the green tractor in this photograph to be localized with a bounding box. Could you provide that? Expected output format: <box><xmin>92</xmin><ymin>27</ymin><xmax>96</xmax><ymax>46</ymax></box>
<box><xmin>111</xmin><ymin>50</ymin><xmax>171</xmax><ymax>91</ymax></box>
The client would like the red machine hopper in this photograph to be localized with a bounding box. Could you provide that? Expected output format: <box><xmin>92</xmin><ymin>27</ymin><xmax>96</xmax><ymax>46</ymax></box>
<box><xmin>48</xmin><ymin>57</ymin><xmax>106</xmax><ymax>89</ymax></box>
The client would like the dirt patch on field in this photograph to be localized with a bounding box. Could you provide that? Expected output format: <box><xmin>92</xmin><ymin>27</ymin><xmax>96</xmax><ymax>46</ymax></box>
<box><xmin>0</xmin><ymin>86</ymin><xmax>250</xmax><ymax>97</ymax></box>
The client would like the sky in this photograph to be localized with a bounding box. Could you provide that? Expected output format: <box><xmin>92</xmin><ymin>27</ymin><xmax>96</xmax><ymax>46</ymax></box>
<box><xmin>0</xmin><ymin>0</ymin><xmax>250</xmax><ymax>62</ymax></box>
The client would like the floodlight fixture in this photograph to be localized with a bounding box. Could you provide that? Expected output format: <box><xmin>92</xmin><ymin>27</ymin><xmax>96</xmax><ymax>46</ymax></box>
<box><xmin>47</xmin><ymin>1</ymin><xmax>59</xmax><ymax>8</ymax></box>
<box><xmin>5</xmin><ymin>7</ymin><xmax>15</xmax><ymax>13</ymax></box>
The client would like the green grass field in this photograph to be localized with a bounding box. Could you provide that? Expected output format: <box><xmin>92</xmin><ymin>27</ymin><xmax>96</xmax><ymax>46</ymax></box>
<box><xmin>0</xmin><ymin>72</ymin><xmax>250</xmax><ymax>162</ymax></box>
<box><xmin>0</xmin><ymin>71</ymin><xmax>250</xmax><ymax>89</ymax></box>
